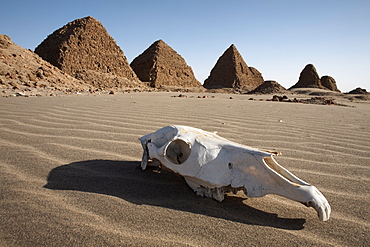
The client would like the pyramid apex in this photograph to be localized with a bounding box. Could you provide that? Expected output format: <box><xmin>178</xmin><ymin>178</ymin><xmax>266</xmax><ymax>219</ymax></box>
<box><xmin>225</xmin><ymin>44</ymin><xmax>240</xmax><ymax>55</ymax></box>
<box><xmin>153</xmin><ymin>39</ymin><xmax>167</xmax><ymax>46</ymax></box>
<box><xmin>228</xmin><ymin>44</ymin><xmax>238</xmax><ymax>50</ymax></box>
<box><xmin>304</xmin><ymin>63</ymin><xmax>316</xmax><ymax>70</ymax></box>
<box><xmin>73</xmin><ymin>16</ymin><xmax>99</xmax><ymax>24</ymax></box>
<box><xmin>303</xmin><ymin>63</ymin><xmax>319</xmax><ymax>74</ymax></box>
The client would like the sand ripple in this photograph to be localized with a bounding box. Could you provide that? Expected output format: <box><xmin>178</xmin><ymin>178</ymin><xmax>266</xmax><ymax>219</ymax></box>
<box><xmin>0</xmin><ymin>93</ymin><xmax>369</xmax><ymax>246</ymax></box>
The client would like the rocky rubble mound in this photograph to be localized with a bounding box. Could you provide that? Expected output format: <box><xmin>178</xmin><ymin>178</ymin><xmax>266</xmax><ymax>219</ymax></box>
<box><xmin>35</xmin><ymin>16</ymin><xmax>142</xmax><ymax>89</ymax></box>
<box><xmin>130</xmin><ymin>40</ymin><xmax>201</xmax><ymax>88</ymax></box>
<box><xmin>249</xmin><ymin>80</ymin><xmax>289</xmax><ymax>94</ymax></box>
<box><xmin>344</xmin><ymin>87</ymin><xmax>369</xmax><ymax>101</ymax></box>
<box><xmin>290</xmin><ymin>64</ymin><xmax>341</xmax><ymax>92</ymax></box>
<box><xmin>346</xmin><ymin>87</ymin><xmax>368</xmax><ymax>94</ymax></box>
<box><xmin>0</xmin><ymin>34</ymin><xmax>89</xmax><ymax>96</ymax></box>
<box><xmin>203</xmin><ymin>44</ymin><xmax>264</xmax><ymax>91</ymax></box>
<box><xmin>270</xmin><ymin>95</ymin><xmax>350</xmax><ymax>106</ymax></box>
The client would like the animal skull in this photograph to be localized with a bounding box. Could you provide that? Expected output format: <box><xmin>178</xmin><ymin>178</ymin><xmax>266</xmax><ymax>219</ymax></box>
<box><xmin>139</xmin><ymin>125</ymin><xmax>331</xmax><ymax>221</ymax></box>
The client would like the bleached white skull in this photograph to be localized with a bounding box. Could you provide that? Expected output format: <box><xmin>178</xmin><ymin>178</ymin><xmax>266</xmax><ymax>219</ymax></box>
<box><xmin>139</xmin><ymin>125</ymin><xmax>331</xmax><ymax>221</ymax></box>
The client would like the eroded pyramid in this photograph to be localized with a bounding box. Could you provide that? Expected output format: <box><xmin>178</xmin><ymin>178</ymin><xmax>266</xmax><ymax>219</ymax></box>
<box><xmin>130</xmin><ymin>40</ymin><xmax>201</xmax><ymax>88</ymax></box>
<box><xmin>320</xmin><ymin>75</ymin><xmax>340</xmax><ymax>92</ymax></box>
<box><xmin>290</xmin><ymin>64</ymin><xmax>324</xmax><ymax>89</ymax></box>
<box><xmin>35</xmin><ymin>16</ymin><xmax>141</xmax><ymax>89</ymax></box>
<box><xmin>203</xmin><ymin>44</ymin><xmax>264</xmax><ymax>91</ymax></box>
<box><xmin>290</xmin><ymin>64</ymin><xmax>341</xmax><ymax>92</ymax></box>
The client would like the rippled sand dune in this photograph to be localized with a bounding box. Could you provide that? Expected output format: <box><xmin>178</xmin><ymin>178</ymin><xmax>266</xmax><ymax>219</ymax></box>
<box><xmin>0</xmin><ymin>93</ymin><xmax>369</xmax><ymax>246</ymax></box>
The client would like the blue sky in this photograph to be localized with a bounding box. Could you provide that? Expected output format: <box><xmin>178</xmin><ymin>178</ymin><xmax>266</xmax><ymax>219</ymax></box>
<box><xmin>1</xmin><ymin>0</ymin><xmax>369</xmax><ymax>92</ymax></box>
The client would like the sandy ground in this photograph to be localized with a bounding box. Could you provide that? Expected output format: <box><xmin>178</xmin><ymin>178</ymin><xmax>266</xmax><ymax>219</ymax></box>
<box><xmin>0</xmin><ymin>92</ymin><xmax>369</xmax><ymax>246</ymax></box>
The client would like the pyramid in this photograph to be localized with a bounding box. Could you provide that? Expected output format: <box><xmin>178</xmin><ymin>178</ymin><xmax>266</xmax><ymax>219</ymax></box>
<box><xmin>35</xmin><ymin>16</ymin><xmax>141</xmax><ymax>89</ymax></box>
<box><xmin>0</xmin><ymin>34</ymin><xmax>88</xmax><ymax>92</ymax></box>
<box><xmin>203</xmin><ymin>44</ymin><xmax>264</xmax><ymax>91</ymax></box>
<box><xmin>289</xmin><ymin>64</ymin><xmax>324</xmax><ymax>89</ymax></box>
<box><xmin>290</xmin><ymin>64</ymin><xmax>341</xmax><ymax>92</ymax></box>
<box><xmin>130</xmin><ymin>40</ymin><xmax>201</xmax><ymax>88</ymax></box>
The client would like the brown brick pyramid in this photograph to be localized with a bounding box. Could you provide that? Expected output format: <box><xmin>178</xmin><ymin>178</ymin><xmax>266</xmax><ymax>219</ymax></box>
<box><xmin>290</xmin><ymin>64</ymin><xmax>340</xmax><ymax>92</ymax></box>
<box><xmin>130</xmin><ymin>40</ymin><xmax>201</xmax><ymax>88</ymax></box>
<box><xmin>35</xmin><ymin>16</ymin><xmax>141</xmax><ymax>89</ymax></box>
<box><xmin>203</xmin><ymin>44</ymin><xmax>264</xmax><ymax>91</ymax></box>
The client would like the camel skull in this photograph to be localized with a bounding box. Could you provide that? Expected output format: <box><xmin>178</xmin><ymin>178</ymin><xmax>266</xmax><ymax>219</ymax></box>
<box><xmin>139</xmin><ymin>125</ymin><xmax>331</xmax><ymax>221</ymax></box>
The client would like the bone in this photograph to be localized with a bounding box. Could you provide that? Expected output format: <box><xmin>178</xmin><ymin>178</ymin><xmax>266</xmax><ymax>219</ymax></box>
<box><xmin>140</xmin><ymin>125</ymin><xmax>331</xmax><ymax>221</ymax></box>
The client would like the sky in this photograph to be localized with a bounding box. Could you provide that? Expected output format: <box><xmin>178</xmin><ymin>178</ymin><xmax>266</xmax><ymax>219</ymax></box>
<box><xmin>1</xmin><ymin>0</ymin><xmax>369</xmax><ymax>92</ymax></box>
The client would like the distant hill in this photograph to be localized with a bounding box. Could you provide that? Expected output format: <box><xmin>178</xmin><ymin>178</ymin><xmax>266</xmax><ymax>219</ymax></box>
<box><xmin>0</xmin><ymin>34</ymin><xmax>90</xmax><ymax>95</ymax></box>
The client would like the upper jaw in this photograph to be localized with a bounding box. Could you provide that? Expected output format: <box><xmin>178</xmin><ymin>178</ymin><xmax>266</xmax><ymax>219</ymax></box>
<box><xmin>301</xmin><ymin>187</ymin><xmax>331</xmax><ymax>221</ymax></box>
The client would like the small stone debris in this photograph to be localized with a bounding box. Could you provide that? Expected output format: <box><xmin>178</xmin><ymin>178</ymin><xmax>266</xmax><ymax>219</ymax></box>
<box><xmin>268</xmin><ymin>95</ymin><xmax>351</xmax><ymax>107</ymax></box>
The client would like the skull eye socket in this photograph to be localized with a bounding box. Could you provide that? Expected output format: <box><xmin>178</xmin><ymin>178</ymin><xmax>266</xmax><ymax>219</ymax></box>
<box><xmin>165</xmin><ymin>139</ymin><xmax>191</xmax><ymax>164</ymax></box>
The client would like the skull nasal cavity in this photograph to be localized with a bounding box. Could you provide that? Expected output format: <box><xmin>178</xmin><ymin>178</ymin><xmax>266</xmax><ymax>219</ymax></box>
<box><xmin>165</xmin><ymin>139</ymin><xmax>191</xmax><ymax>164</ymax></box>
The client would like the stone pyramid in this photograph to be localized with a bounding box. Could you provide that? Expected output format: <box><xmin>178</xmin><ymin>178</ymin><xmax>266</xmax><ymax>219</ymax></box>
<box><xmin>290</xmin><ymin>64</ymin><xmax>340</xmax><ymax>92</ymax></box>
<box><xmin>35</xmin><ymin>16</ymin><xmax>141</xmax><ymax>89</ymax></box>
<box><xmin>203</xmin><ymin>44</ymin><xmax>264</xmax><ymax>91</ymax></box>
<box><xmin>289</xmin><ymin>64</ymin><xmax>323</xmax><ymax>89</ymax></box>
<box><xmin>130</xmin><ymin>40</ymin><xmax>201</xmax><ymax>88</ymax></box>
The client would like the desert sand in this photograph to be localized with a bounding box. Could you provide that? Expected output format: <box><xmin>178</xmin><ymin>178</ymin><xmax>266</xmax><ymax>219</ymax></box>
<box><xmin>0</xmin><ymin>92</ymin><xmax>369</xmax><ymax>246</ymax></box>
